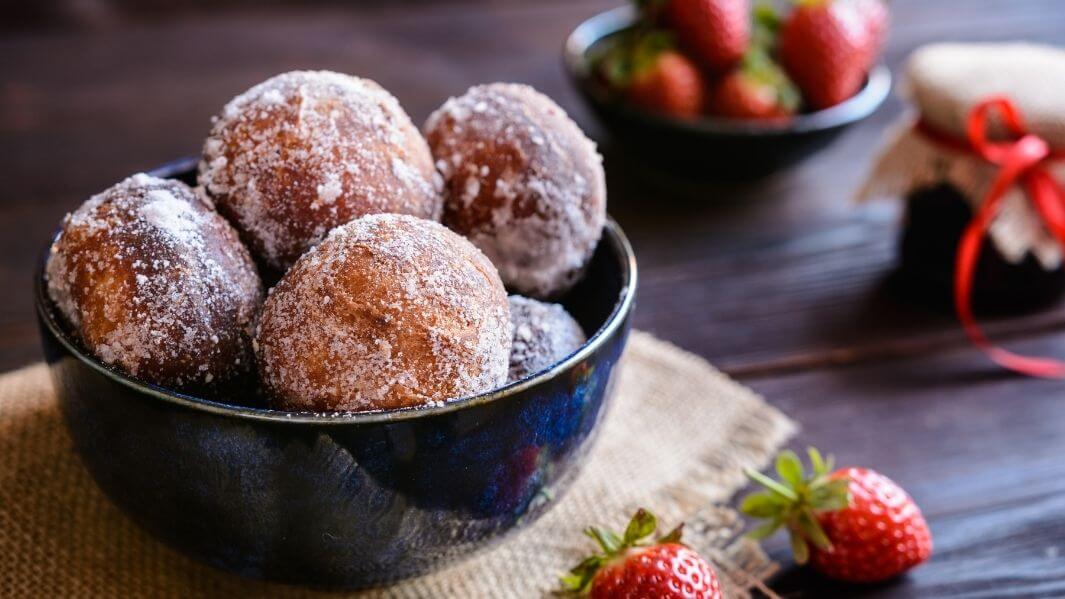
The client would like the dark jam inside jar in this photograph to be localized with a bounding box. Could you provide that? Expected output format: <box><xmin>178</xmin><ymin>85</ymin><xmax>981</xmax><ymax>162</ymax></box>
<box><xmin>897</xmin><ymin>183</ymin><xmax>1065</xmax><ymax>313</ymax></box>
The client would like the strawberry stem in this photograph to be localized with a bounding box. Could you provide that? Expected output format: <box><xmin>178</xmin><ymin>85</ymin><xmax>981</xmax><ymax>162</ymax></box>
<box><xmin>560</xmin><ymin>508</ymin><xmax>685</xmax><ymax>595</ymax></box>
<box><xmin>745</xmin><ymin>468</ymin><xmax>799</xmax><ymax>501</ymax></box>
<box><xmin>741</xmin><ymin>447</ymin><xmax>853</xmax><ymax>563</ymax></box>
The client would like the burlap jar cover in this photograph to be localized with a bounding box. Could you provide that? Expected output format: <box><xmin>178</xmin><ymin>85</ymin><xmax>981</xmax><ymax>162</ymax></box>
<box><xmin>0</xmin><ymin>330</ymin><xmax>795</xmax><ymax>598</ymax></box>
<box><xmin>857</xmin><ymin>42</ymin><xmax>1065</xmax><ymax>269</ymax></box>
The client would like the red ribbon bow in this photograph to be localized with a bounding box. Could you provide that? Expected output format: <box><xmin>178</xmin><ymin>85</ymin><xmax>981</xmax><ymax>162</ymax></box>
<box><xmin>918</xmin><ymin>96</ymin><xmax>1065</xmax><ymax>378</ymax></box>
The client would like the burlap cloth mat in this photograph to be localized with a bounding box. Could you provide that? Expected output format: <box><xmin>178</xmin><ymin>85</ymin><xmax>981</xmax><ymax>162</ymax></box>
<box><xmin>0</xmin><ymin>330</ymin><xmax>795</xmax><ymax>598</ymax></box>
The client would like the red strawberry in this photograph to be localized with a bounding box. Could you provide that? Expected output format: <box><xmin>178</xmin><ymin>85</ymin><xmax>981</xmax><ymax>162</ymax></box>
<box><xmin>810</xmin><ymin>467</ymin><xmax>931</xmax><ymax>581</ymax></box>
<box><xmin>627</xmin><ymin>50</ymin><xmax>708</xmax><ymax>118</ymax></box>
<box><xmin>710</xmin><ymin>50</ymin><xmax>799</xmax><ymax>119</ymax></box>
<box><xmin>742</xmin><ymin>448</ymin><xmax>933</xmax><ymax>583</ymax></box>
<box><xmin>778</xmin><ymin>0</ymin><xmax>873</xmax><ymax>109</ymax></box>
<box><xmin>847</xmin><ymin>0</ymin><xmax>889</xmax><ymax>69</ymax></box>
<box><xmin>597</xmin><ymin>30</ymin><xmax>707</xmax><ymax>118</ymax></box>
<box><xmin>561</xmin><ymin>509</ymin><xmax>722</xmax><ymax>598</ymax></box>
<box><xmin>664</xmin><ymin>0</ymin><xmax>750</xmax><ymax>72</ymax></box>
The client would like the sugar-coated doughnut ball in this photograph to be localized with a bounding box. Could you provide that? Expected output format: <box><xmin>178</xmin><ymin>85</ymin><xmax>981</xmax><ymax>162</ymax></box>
<box><xmin>199</xmin><ymin>70</ymin><xmax>443</xmax><ymax>271</ymax></box>
<box><xmin>46</xmin><ymin>174</ymin><xmax>263</xmax><ymax>390</ymax></box>
<box><xmin>424</xmin><ymin>83</ymin><xmax>606</xmax><ymax>298</ymax></box>
<box><xmin>507</xmin><ymin>295</ymin><xmax>586</xmax><ymax>381</ymax></box>
<box><xmin>256</xmin><ymin>214</ymin><xmax>511</xmax><ymax>412</ymax></box>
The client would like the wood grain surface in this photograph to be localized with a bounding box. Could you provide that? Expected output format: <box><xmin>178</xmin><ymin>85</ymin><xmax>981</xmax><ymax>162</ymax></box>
<box><xmin>3</xmin><ymin>1</ymin><xmax>1065</xmax><ymax>596</ymax></box>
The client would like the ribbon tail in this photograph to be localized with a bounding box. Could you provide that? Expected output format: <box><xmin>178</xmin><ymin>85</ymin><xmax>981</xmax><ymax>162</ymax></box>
<box><xmin>955</xmin><ymin>173</ymin><xmax>1065</xmax><ymax>379</ymax></box>
<box><xmin>955</xmin><ymin>220</ymin><xmax>1065</xmax><ymax>378</ymax></box>
<box><xmin>953</xmin><ymin>114</ymin><xmax>1065</xmax><ymax>378</ymax></box>
<box><xmin>1025</xmin><ymin>170</ymin><xmax>1065</xmax><ymax>247</ymax></box>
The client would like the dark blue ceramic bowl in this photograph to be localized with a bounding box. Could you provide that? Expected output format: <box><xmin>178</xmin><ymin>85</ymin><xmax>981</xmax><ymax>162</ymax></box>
<box><xmin>563</xmin><ymin>6</ymin><xmax>892</xmax><ymax>179</ymax></box>
<box><xmin>35</xmin><ymin>158</ymin><xmax>636</xmax><ymax>589</ymax></box>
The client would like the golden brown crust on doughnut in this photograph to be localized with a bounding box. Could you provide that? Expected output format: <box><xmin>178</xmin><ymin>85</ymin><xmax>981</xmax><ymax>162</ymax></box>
<box><xmin>256</xmin><ymin>214</ymin><xmax>511</xmax><ymax>412</ymax></box>
<box><xmin>199</xmin><ymin>70</ymin><xmax>442</xmax><ymax>271</ymax></box>
<box><xmin>425</xmin><ymin>83</ymin><xmax>606</xmax><ymax>298</ymax></box>
<box><xmin>45</xmin><ymin>174</ymin><xmax>263</xmax><ymax>391</ymax></box>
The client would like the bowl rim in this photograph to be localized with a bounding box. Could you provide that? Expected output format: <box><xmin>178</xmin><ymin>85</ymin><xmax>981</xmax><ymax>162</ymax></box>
<box><xmin>562</xmin><ymin>5</ymin><xmax>892</xmax><ymax>136</ymax></box>
<box><xmin>35</xmin><ymin>174</ymin><xmax>637</xmax><ymax>425</ymax></box>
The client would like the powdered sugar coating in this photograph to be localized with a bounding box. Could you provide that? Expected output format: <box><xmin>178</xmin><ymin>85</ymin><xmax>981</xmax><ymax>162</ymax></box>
<box><xmin>256</xmin><ymin>214</ymin><xmax>511</xmax><ymax>412</ymax></box>
<box><xmin>424</xmin><ymin>83</ymin><xmax>606</xmax><ymax>298</ymax></box>
<box><xmin>45</xmin><ymin>174</ymin><xmax>264</xmax><ymax>391</ymax></box>
<box><xmin>507</xmin><ymin>295</ymin><xmax>586</xmax><ymax>381</ymax></box>
<box><xmin>199</xmin><ymin>70</ymin><xmax>443</xmax><ymax>271</ymax></box>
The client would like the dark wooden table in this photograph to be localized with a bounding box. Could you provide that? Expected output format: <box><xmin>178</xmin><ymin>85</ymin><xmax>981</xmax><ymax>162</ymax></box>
<box><xmin>4</xmin><ymin>1</ymin><xmax>1065</xmax><ymax>596</ymax></box>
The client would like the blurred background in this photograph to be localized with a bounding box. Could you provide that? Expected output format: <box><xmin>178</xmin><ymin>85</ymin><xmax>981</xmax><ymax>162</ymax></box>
<box><xmin>6</xmin><ymin>2</ymin><xmax>1065</xmax><ymax>596</ymax></box>
<box><xmin>5</xmin><ymin>0</ymin><xmax>1064</xmax><ymax>376</ymax></box>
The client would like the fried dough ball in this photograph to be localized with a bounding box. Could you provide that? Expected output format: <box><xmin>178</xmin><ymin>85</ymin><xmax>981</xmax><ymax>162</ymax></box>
<box><xmin>424</xmin><ymin>83</ymin><xmax>606</xmax><ymax>298</ymax></box>
<box><xmin>199</xmin><ymin>70</ymin><xmax>442</xmax><ymax>271</ymax></box>
<box><xmin>507</xmin><ymin>295</ymin><xmax>586</xmax><ymax>382</ymax></box>
<box><xmin>256</xmin><ymin>214</ymin><xmax>511</xmax><ymax>412</ymax></box>
<box><xmin>45</xmin><ymin>173</ymin><xmax>263</xmax><ymax>391</ymax></box>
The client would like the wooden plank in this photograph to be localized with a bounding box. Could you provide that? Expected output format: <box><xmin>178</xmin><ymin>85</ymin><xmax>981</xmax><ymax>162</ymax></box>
<box><xmin>743</xmin><ymin>332</ymin><xmax>1065</xmax><ymax>598</ymax></box>
<box><xmin>627</xmin><ymin>203</ymin><xmax>1065</xmax><ymax>375</ymax></box>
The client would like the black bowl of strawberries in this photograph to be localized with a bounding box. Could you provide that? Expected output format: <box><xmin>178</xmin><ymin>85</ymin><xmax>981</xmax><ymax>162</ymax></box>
<box><xmin>564</xmin><ymin>0</ymin><xmax>891</xmax><ymax>180</ymax></box>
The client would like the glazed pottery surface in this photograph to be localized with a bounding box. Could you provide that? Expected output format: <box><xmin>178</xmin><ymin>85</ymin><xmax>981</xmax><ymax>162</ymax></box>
<box><xmin>36</xmin><ymin>158</ymin><xmax>637</xmax><ymax>589</ymax></box>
